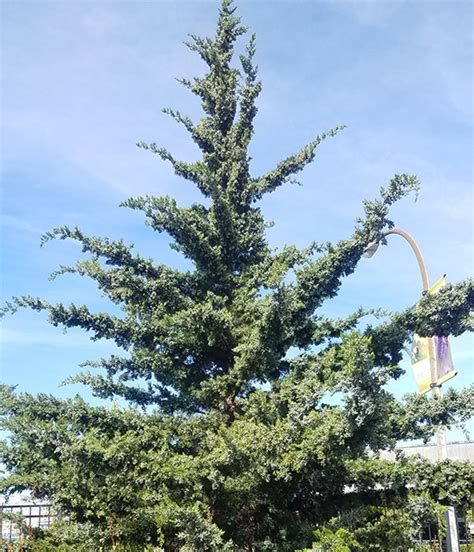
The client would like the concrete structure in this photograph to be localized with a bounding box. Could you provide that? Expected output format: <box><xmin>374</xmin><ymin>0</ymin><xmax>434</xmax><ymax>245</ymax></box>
<box><xmin>380</xmin><ymin>441</ymin><xmax>474</xmax><ymax>462</ymax></box>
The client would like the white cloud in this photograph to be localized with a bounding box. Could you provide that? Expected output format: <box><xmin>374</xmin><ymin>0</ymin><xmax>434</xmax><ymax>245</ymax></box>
<box><xmin>416</xmin><ymin>7</ymin><xmax>473</xmax><ymax>119</ymax></box>
<box><xmin>1</xmin><ymin>215</ymin><xmax>45</xmax><ymax>234</ymax></box>
<box><xmin>0</xmin><ymin>326</ymin><xmax>118</xmax><ymax>352</ymax></box>
<box><xmin>331</xmin><ymin>0</ymin><xmax>402</xmax><ymax>28</ymax></box>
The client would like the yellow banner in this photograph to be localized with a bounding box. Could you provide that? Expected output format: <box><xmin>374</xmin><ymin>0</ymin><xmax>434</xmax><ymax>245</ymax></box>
<box><xmin>410</xmin><ymin>276</ymin><xmax>457</xmax><ymax>394</ymax></box>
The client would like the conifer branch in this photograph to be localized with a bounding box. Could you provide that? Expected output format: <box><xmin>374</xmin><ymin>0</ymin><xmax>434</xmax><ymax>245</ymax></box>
<box><xmin>65</xmin><ymin>373</ymin><xmax>159</xmax><ymax>406</ymax></box>
<box><xmin>365</xmin><ymin>280</ymin><xmax>473</xmax><ymax>368</ymax></box>
<box><xmin>137</xmin><ymin>142</ymin><xmax>212</xmax><ymax>194</ymax></box>
<box><xmin>122</xmin><ymin>196</ymin><xmax>222</xmax><ymax>274</ymax></box>
<box><xmin>48</xmin><ymin>259</ymin><xmax>194</xmax><ymax>311</ymax></box>
<box><xmin>40</xmin><ymin>226</ymin><xmax>161</xmax><ymax>278</ymax></box>
<box><xmin>392</xmin><ymin>385</ymin><xmax>474</xmax><ymax>441</ymax></box>
<box><xmin>162</xmin><ymin>108</ymin><xmax>195</xmax><ymax>133</ymax></box>
<box><xmin>292</xmin><ymin>174</ymin><xmax>421</xmax><ymax>320</ymax></box>
<box><xmin>1</xmin><ymin>296</ymin><xmax>136</xmax><ymax>348</ymax></box>
<box><xmin>251</xmin><ymin>125</ymin><xmax>346</xmax><ymax>199</ymax></box>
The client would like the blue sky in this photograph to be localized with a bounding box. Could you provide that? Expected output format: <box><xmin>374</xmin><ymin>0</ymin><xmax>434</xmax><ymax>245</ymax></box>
<box><xmin>1</xmin><ymin>0</ymin><xmax>473</xmax><ymax>442</ymax></box>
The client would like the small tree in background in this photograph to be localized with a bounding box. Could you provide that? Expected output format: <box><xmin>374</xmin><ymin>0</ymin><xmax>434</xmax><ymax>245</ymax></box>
<box><xmin>1</xmin><ymin>1</ymin><xmax>473</xmax><ymax>550</ymax></box>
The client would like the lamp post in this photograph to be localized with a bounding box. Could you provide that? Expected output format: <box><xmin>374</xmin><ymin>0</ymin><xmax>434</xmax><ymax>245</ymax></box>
<box><xmin>363</xmin><ymin>228</ymin><xmax>459</xmax><ymax>552</ymax></box>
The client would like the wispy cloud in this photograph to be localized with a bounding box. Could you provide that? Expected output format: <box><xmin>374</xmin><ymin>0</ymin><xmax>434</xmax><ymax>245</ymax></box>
<box><xmin>330</xmin><ymin>1</ymin><xmax>402</xmax><ymax>28</ymax></box>
<box><xmin>1</xmin><ymin>215</ymin><xmax>45</xmax><ymax>234</ymax></box>
<box><xmin>0</xmin><ymin>327</ymin><xmax>116</xmax><ymax>350</ymax></box>
<box><xmin>2</xmin><ymin>1</ymin><xmax>211</xmax><ymax>197</ymax></box>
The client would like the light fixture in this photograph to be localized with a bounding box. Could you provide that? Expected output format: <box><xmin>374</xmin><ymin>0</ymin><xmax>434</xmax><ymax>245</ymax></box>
<box><xmin>362</xmin><ymin>239</ymin><xmax>380</xmax><ymax>259</ymax></box>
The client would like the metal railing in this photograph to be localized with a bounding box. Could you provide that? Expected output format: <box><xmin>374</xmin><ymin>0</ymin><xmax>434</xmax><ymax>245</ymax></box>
<box><xmin>0</xmin><ymin>503</ymin><xmax>54</xmax><ymax>542</ymax></box>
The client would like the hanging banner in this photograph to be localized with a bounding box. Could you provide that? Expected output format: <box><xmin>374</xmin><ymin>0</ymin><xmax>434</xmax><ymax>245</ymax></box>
<box><xmin>411</xmin><ymin>333</ymin><xmax>432</xmax><ymax>393</ymax></box>
<box><xmin>434</xmin><ymin>335</ymin><xmax>456</xmax><ymax>386</ymax></box>
<box><xmin>410</xmin><ymin>276</ymin><xmax>457</xmax><ymax>394</ymax></box>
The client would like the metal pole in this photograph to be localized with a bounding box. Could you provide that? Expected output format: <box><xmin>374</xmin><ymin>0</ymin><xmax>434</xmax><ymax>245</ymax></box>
<box><xmin>384</xmin><ymin>229</ymin><xmax>459</xmax><ymax>552</ymax></box>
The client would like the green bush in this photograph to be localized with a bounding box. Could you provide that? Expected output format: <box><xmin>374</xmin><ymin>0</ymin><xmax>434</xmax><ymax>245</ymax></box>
<box><xmin>297</xmin><ymin>527</ymin><xmax>359</xmax><ymax>551</ymax></box>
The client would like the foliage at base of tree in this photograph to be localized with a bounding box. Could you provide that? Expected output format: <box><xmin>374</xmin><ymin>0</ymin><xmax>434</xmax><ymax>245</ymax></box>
<box><xmin>1</xmin><ymin>383</ymin><xmax>473</xmax><ymax>550</ymax></box>
<box><xmin>1</xmin><ymin>1</ymin><xmax>473</xmax><ymax>550</ymax></box>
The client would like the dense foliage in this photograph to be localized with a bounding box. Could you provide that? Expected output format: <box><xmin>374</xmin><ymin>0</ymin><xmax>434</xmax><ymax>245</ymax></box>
<box><xmin>1</xmin><ymin>1</ymin><xmax>473</xmax><ymax>550</ymax></box>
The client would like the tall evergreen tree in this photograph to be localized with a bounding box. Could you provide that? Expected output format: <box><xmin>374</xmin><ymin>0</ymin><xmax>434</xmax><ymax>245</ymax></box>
<box><xmin>1</xmin><ymin>1</ymin><xmax>473</xmax><ymax>549</ymax></box>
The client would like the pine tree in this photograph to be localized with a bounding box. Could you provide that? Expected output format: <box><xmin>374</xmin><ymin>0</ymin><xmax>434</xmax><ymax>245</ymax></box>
<box><xmin>1</xmin><ymin>1</ymin><xmax>473</xmax><ymax>549</ymax></box>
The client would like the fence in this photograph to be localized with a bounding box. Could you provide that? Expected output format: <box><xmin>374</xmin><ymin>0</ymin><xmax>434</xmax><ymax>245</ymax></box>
<box><xmin>0</xmin><ymin>504</ymin><xmax>54</xmax><ymax>542</ymax></box>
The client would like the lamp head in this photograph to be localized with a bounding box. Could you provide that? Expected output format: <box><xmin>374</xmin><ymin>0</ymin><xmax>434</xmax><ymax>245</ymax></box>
<box><xmin>362</xmin><ymin>240</ymin><xmax>380</xmax><ymax>259</ymax></box>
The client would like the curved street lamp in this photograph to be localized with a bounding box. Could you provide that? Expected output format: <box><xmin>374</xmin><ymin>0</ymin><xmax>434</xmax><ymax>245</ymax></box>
<box><xmin>363</xmin><ymin>228</ymin><xmax>460</xmax><ymax>552</ymax></box>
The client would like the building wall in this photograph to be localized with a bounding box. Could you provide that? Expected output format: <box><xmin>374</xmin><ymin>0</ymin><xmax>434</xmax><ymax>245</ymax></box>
<box><xmin>379</xmin><ymin>441</ymin><xmax>474</xmax><ymax>462</ymax></box>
